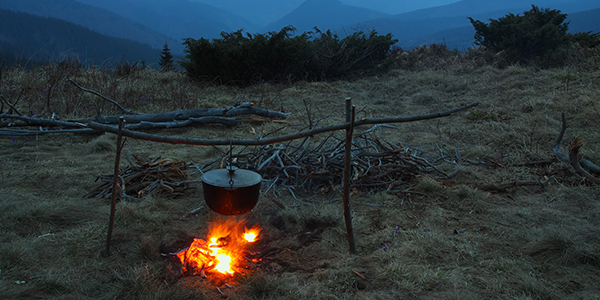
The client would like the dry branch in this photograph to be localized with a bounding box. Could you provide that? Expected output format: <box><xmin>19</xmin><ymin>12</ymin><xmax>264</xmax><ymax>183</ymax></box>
<box><xmin>0</xmin><ymin>103</ymin><xmax>290</xmax><ymax>135</ymax></box>
<box><xmin>553</xmin><ymin>112</ymin><xmax>600</xmax><ymax>176</ymax></box>
<box><xmin>568</xmin><ymin>137</ymin><xmax>600</xmax><ymax>184</ymax></box>
<box><xmin>86</xmin><ymin>102</ymin><xmax>479</xmax><ymax>146</ymax></box>
<box><xmin>66</xmin><ymin>79</ymin><xmax>139</xmax><ymax>115</ymax></box>
<box><xmin>75</xmin><ymin>102</ymin><xmax>290</xmax><ymax>124</ymax></box>
<box><xmin>1</xmin><ymin>94</ymin><xmax>22</xmax><ymax>116</ymax></box>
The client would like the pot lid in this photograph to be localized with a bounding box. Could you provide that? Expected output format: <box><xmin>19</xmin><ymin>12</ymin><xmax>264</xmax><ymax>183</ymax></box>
<box><xmin>201</xmin><ymin>168</ymin><xmax>262</xmax><ymax>188</ymax></box>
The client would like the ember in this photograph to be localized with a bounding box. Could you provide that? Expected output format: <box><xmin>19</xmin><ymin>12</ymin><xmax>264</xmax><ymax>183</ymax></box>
<box><xmin>176</xmin><ymin>219</ymin><xmax>260</xmax><ymax>277</ymax></box>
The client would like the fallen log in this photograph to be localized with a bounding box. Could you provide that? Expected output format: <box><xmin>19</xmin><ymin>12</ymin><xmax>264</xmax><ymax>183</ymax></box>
<box><xmin>74</xmin><ymin>102</ymin><xmax>290</xmax><ymax>124</ymax></box>
<box><xmin>0</xmin><ymin>103</ymin><xmax>290</xmax><ymax>136</ymax></box>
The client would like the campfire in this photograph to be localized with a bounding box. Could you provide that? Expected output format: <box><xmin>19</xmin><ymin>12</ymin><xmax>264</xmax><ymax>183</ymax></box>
<box><xmin>175</xmin><ymin>218</ymin><xmax>261</xmax><ymax>278</ymax></box>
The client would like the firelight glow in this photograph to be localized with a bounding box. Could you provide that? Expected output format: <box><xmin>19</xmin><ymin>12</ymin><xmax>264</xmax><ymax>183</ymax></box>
<box><xmin>177</xmin><ymin>220</ymin><xmax>261</xmax><ymax>276</ymax></box>
<box><xmin>244</xmin><ymin>231</ymin><xmax>258</xmax><ymax>242</ymax></box>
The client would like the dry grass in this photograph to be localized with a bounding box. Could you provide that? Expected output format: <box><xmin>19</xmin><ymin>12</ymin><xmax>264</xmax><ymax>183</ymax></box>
<box><xmin>1</xmin><ymin>50</ymin><xmax>600</xmax><ymax>299</ymax></box>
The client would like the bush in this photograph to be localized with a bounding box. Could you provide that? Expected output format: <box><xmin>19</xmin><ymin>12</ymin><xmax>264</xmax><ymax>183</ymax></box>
<box><xmin>469</xmin><ymin>5</ymin><xmax>570</xmax><ymax>66</ymax></box>
<box><xmin>180</xmin><ymin>26</ymin><xmax>397</xmax><ymax>85</ymax></box>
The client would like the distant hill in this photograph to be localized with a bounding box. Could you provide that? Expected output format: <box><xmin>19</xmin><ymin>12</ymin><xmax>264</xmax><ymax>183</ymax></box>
<box><xmin>393</xmin><ymin>0</ymin><xmax>600</xmax><ymax>20</ymax></box>
<box><xmin>193</xmin><ymin>0</ymin><xmax>458</xmax><ymax>26</ymax></box>
<box><xmin>74</xmin><ymin>0</ymin><xmax>257</xmax><ymax>41</ymax></box>
<box><xmin>192</xmin><ymin>0</ymin><xmax>305</xmax><ymax>28</ymax></box>
<box><xmin>264</xmin><ymin>0</ymin><xmax>391</xmax><ymax>33</ymax></box>
<box><xmin>0</xmin><ymin>9</ymin><xmax>161</xmax><ymax>66</ymax></box>
<box><xmin>341</xmin><ymin>0</ymin><xmax>459</xmax><ymax>15</ymax></box>
<box><xmin>568</xmin><ymin>8</ymin><xmax>600</xmax><ymax>33</ymax></box>
<box><xmin>0</xmin><ymin>0</ymin><xmax>181</xmax><ymax>54</ymax></box>
<box><xmin>393</xmin><ymin>7</ymin><xmax>600</xmax><ymax>51</ymax></box>
<box><xmin>355</xmin><ymin>0</ymin><xmax>600</xmax><ymax>50</ymax></box>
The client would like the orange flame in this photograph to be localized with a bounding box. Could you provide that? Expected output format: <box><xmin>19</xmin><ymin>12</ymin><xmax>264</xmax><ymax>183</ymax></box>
<box><xmin>177</xmin><ymin>219</ymin><xmax>260</xmax><ymax>276</ymax></box>
<box><xmin>244</xmin><ymin>225</ymin><xmax>261</xmax><ymax>243</ymax></box>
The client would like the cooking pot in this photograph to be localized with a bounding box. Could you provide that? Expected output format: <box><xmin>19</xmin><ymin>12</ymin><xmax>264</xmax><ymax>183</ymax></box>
<box><xmin>201</xmin><ymin>167</ymin><xmax>262</xmax><ymax>215</ymax></box>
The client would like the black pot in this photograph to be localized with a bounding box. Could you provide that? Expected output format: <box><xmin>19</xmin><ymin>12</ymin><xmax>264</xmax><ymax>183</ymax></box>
<box><xmin>201</xmin><ymin>167</ymin><xmax>262</xmax><ymax>215</ymax></box>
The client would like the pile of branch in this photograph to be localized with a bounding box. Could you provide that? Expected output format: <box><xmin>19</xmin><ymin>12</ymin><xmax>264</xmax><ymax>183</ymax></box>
<box><xmin>85</xmin><ymin>156</ymin><xmax>195</xmax><ymax>201</ymax></box>
<box><xmin>201</xmin><ymin>126</ymin><xmax>460</xmax><ymax>201</ymax></box>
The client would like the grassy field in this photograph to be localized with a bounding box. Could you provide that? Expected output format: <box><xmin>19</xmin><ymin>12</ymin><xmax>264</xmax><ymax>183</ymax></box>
<box><xmin>1</xmin><ymin>46</ymin><xmax>600</xmax><ymax>299</ymax></box>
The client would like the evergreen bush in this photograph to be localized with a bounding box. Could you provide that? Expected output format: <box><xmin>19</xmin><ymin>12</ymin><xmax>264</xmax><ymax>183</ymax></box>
<box><xmin>158</xmin><ymin>42</ymin><xmax>175</xmax><ymax>71</ymax></box>
<box><xmin>468</xmin><ymin>5</ymin><xmax>570</xmax><ymax>66</ymax></box>
<box><xmin>181</xmin><ymin>26</ymin><xmax>396</xmax><ymax>85</ymax></box>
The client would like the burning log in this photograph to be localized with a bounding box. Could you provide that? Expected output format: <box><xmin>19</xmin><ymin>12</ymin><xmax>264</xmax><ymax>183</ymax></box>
<box><xmin>174</xmin><ymin>219</ymin><xmax>261</xmax><ymax>279</ymax></box>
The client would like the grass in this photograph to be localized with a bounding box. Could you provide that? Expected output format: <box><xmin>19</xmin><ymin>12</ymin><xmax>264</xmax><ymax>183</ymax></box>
<box><xmin>1</xmin><ymin>46</ymin><xmax>600</xmax><ymax>299</ymax></box>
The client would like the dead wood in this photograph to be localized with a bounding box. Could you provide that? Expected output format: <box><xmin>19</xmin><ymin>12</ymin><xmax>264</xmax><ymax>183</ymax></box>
<box><xmin>0</xmin><ymin>103</ymin><xmax>289</xmax><ymax>136</ymax></box>
<box><xmin>568</xmin><ymin>137</ymin><xmax>600</xmax><ymax>184</ymax></box>
<box><xmin>74</xmin><ymin>102</ymin><xmax>290</xmax><ymax>125</ymax></box>
<box><xmin>1</xmin><ymin>94</ymin><xmax>22</xmax><ymax>116</ymax></box>
<box><xmin>86</xmin><ymin>101</ymin><xmax>479</xmax><ymax>146</ymax></box>
<box><xmin>86</xmin><ymin>156</ymin><xmax>194</xmax><ymax>200</ymax></box>
<box><xmin>553</xmin><ymin>112</ymin><xmax>600</xmax><ymax>176</ymax></box>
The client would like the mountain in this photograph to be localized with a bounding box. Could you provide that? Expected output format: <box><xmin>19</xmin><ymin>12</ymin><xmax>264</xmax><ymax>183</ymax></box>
<box><xmin>393</xmin><ymin>0</ymin><xmax>600</xmax><ymax>20</ymax></box>
<box><xmin>357</xmin><ymin>0</ymin><xmax>600</xmax><ymax>50</ymax></box>
<box><xmin>192</xmin><ymin>0</ymin><xmax>459</xmax><ymax>26</ymax></box>
<box><xmin>393</xmin><ymin>6</ymin><xmax>600</xmax><ymax>51</ymax></box>
<box><xmin>341</xmin><ymin>0</ymin><xmax>459</xmax><ymax>15</ymax></box>
<box><xmin>568</xmin><ymin>8</ymin><xmax>600</xmax><ymax>33</ymax></box>
<box><xmin>0</xmin><ymin>9</ymin><xmax>161</xmax><ymax>66</ymax></box>
<box><xmin>192</xmin><ymin>0</ymin><xmax>305</xmax><ymax>28</ymax></box>
<box><xmin>74</xmin><ymin>0</ymin><xmax>257</xmax><ymax>41</ymax></box>
<box><xmin>0</xmin><ymin>0</ymin><xmax>181</xmax><ymax>54</ymax></box>
<box><xmin>264</xmin><ymin>0</ymin><xmax>391</xmax><ymax>33</ymax></box>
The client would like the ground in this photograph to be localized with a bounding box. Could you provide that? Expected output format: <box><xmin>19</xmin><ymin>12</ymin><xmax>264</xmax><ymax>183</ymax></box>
<box><xmin>1</xmin><ymin>57</ymin><xmax>600</xmax><ymax>299</ymax></box>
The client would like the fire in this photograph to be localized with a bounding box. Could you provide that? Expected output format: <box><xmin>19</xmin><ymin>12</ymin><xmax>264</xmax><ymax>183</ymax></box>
<box><xmin>176</xmin><ymin>219</ymin><xmax>260</xmax><ymax>277</ymax></box>
<box><xmin>244</xmin><ymin>227</ymin><xmax>260</xmax><ymax>243</ymax></box>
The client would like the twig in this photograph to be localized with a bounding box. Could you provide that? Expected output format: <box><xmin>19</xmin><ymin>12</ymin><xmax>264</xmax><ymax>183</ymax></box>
<box><xmin>265</xmin><ymin>193</ymin><xmax>286</xmax><ymax>209</ymax></box>
<box><xmin>0</xmin><ymin>94</ymin><xmax>22</xmax><ymax>116</ymax></box>
<box><xmin>183</xmin><ymin>206</ymin><xmax>203</xmax><ymax>218</ymax></box>
<box><xmin>287</xmin><ymin>186</ymin><xmax>311</xmax><ymax>205</ymax></box>
<box><xmin>67</xmin><ymin>79</ymin><xmax>139</xmax><ymax>115</ymax></box>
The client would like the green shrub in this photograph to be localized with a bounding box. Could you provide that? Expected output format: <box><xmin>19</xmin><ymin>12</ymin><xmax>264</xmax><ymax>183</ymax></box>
<box><xmin>469</xmin><ymin>5</ymin><xmax>570</xmax><ymax>66</ymax></box>
<box><xmin>568</xmin><ymin>31</ymin><xmax>600</xmax><ymax>48</ymax></box>
<box><xmin>180</xmin><ymin>26</ymin><xmax>397</xmax><ymax>85</ymax></box>
<box><xmin>158</xmin><ymin>42</ymin><xmax>175</xmax><ymax>71</ymax></box>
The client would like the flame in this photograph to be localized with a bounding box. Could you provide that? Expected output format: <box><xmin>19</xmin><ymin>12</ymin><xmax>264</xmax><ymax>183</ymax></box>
<box><xmin>244</xmin><ymin>226</ymin><xmax>261</xmax><ymax>243</ymax></box>
<box><xmin>177</xmin><ymin>219</ymin><xmax>260</xmax><ymax>277</ymax></box>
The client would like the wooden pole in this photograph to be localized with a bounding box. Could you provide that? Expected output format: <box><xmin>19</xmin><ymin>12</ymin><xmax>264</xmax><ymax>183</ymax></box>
<box><xmin>343</xmin><ymin>98</ymin><xmax>357</xmax><ymax>254</ymax></box>
<box><xmin>105</xmin><ymin>117</ymin><xmax>125</xmax><ymax>256</ymax></box>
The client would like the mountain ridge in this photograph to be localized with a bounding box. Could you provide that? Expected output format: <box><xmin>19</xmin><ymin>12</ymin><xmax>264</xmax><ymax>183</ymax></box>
<box><xmin>0</xmin><ymin>9</ymin><xmax>160</xmax><ymax>65</ymax></box>
<box><xmin>74</xmin><ymin>0</ymin><xmax>257</xmax><ymax>41</ymax></box>
<box><xmin>0</xmin><ymin>0</ymin><xmax>182</xmax><ymax>53</ymax></box>
<box><xmin>264</xmin><ymin>0</ymin><xmax>391</xmax><ymax>33</ymax></box>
